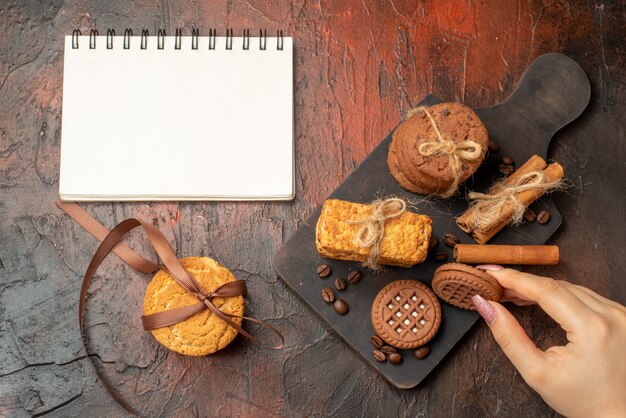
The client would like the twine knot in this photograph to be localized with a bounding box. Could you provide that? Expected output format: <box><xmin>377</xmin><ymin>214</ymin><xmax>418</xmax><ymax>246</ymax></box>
<box><xmin>352</xmin><ymin>198</ymin><xmax>407</xmax><ymax>269</ymax></box>
<box><xmin>407</xmin><ymin>106</ymin><xmax>483</xmax><ymax>198</ymax></box>
<box><xmin>467</xmin><ymin>171</ymin><xmax>563</xmax><ymax>231</ymax></box>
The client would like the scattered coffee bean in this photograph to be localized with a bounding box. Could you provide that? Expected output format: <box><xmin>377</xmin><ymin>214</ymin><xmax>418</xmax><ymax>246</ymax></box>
<box><xmin>414</xmin><ymin>346</ymin><xmax>431</xmax><ymax>359</ymax></box>
<box><xmin>442</xmin><ymin>233</ymin><xmax>459</xmax><ymax>248</ymax></box>
<box><xmin>334</xmin><ymin>277</ymin><xmax>347</xmax><ymax>291</ymax></box>
<box><xmin>321</xmin><ymin>287</ymin><xmax>335</xmax><ymax>303</ymax></box>
<box><xmin>537</xmin><ymin>210</ymin><xmax>551</xmax><ymax>224</ymax></box>
<box><xmin>523</xmin><ymin>208</ymin><xmax>537</xmax><ymax>222</ymax></box>
<box><xmin>380</xmin><ymin>345</ymin><xmax>397</xmax><ymax>355</ymax></box>
<box><xmin>501</xmin><ymin>156</ymin><xmax>514</xmax><ymax>166</ymax></box>
<box><xmin>498</xmin><ymin>164</ymin><xmax>515</xmax><ymax>176</ymax></box>
<box><xmin>317</xmin><ymin>264</ymin><xmax>331</xmax><ymax>278</ymax></box>
<box><xmin>333</xmin><ymin>298</ymin><xmax>349</xmax><ymax>315</ymax></box>
<box><xmin>370</xmin><ymin>335</ymin><xmax>384</xmax><ymax>349</ymax></box>
<box><xmin>434</xmin><ymin>250</ymin><xmax>448</xmax><ymax>262</ymax></box>
<box><xmin>388</xmin><ymin>352</ymin><xmax>403</xmax><ymax>364</ymax></box>
<box><xmin>428</xmin><ymin>235</ymin><xmax>439</xmax><ymax>251</ymax></box>
<box><xmin>373</xmin><ymin>350</ymin><xmax>386</xmax><ymax>362</ymax></box>
<box><xmin>347</xmin><ymin>270</ymin><xmax>362</xmax><ymax>284</ymax></box>
<box><xmin>488</xmin><ymin>139</ymin><xmax>500</xmax><ymax>153</ymax></box>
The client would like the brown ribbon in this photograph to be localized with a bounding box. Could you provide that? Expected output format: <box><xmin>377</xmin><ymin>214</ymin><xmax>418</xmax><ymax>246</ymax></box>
<box><xmin>56</xmin><ymin>201</ymin><xmax>283</xmax><ymax>348</ymax></box>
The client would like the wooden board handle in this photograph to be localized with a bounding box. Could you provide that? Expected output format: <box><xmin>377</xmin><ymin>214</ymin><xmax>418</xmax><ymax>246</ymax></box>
<box><xmin>476</xmin><ymin>53</ymin><xmax>590</xmax><ymax>160</ymax></box>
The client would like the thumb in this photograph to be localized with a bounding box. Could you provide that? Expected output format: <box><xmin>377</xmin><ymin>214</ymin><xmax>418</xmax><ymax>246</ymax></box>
<box><xmin>472</xmin><ymin>295</ymin><xmax>547</xmax><ymax>381</ymax></box>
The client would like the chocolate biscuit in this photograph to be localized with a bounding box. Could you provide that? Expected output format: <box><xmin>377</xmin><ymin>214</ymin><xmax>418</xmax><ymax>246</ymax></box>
<box><xmin>371</xmin><ymin>280</ymin><xmax>442</xmax><ymax>349</ymax></box>
<box><xmin>431</xmin><ymin>263</ymin><xmax>502</xmax><ymax>310</ymax></box>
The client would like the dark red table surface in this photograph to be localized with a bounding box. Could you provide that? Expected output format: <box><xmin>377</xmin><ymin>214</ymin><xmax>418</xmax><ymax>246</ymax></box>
<box><xmin>1</xmin><ymin>1</ymin><xmax>624</xmax><ymax>416</ymax></box>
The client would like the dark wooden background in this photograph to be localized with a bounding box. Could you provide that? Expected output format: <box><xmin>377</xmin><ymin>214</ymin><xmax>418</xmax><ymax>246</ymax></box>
<box><xmin>1</xmin><ymin>1</ymin><xmax>624</xmax><ymax>416</ymax></box>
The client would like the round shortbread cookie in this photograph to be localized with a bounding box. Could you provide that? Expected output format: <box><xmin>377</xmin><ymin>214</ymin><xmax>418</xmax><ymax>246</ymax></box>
<box><xmin>143</xmin><ymin>257</ymin><xmax>244</xmax><ymax>356</ymax></box>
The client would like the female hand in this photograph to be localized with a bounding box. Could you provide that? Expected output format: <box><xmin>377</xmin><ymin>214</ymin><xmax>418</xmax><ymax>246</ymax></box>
<box><xmin>471</xmin><ymin>266</ymin><xmax>626</xmax><ymax>418</ymax></box>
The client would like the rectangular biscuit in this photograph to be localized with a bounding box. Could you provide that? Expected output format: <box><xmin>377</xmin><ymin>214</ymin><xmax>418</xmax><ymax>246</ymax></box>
<box><xmin>315</xmin><ymin>199</ymin><xmax>432</xmax><ymax>268</ymax></box>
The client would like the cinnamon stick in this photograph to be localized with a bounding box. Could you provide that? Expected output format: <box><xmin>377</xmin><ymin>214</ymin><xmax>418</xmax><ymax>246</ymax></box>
<box><xmin>456</xmin><ymin>155</ymin><xmax>565</xmax><ymax>244</ymax></box>
<box><xmin>454</xmin><ymin>244</ymin><xmax>559</xmax><ymax>265</ymax></box>
<box><xmin>456</xmin><ymin>154</ymin><xmax>547</xmax><ymax>233</ymax></box>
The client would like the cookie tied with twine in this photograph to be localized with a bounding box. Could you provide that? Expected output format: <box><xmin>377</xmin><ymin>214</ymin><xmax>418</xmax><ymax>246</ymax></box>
<box><xmin>388</xmin><ymin>103</ymin><xmax>489</xmax><ymax>198</ymax></box>
<box><xmin>409</xmin><ymin>106</ymin><xmax>484</xmax><ymax>197</ymax></box>
<box><xmin>315</xmin><ymin>198</ymin><xmax>432</xmax><ymax>269</ymax></box>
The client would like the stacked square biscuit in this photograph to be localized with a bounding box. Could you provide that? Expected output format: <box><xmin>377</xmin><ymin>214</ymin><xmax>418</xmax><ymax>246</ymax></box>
<box><xmin>315</xmin><ymin>199</ymin><xmax>432</xmax><ymax>268</ymax></box>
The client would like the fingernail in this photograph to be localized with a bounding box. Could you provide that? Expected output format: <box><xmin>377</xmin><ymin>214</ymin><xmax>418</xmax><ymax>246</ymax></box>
<box><xmin>472</xmin><ymin>294</ymin><xmax>497</xmax><ymax>324</ymax></box>
<box><xmin>476</xmin><ymin>264</ymin><xmax>504</xmax><ymax>271</ymax></box>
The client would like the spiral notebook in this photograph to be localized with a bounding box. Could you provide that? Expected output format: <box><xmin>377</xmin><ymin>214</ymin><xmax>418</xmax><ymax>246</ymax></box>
<box><xmin>59</xmin><ymin>29</ymin><xmax>294</xmax><ymax>201</ymax></box>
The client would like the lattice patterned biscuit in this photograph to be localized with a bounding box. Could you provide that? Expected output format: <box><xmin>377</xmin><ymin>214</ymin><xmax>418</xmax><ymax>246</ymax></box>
<box><xmin>371</xmin><ymin>280</ymin><xmax>442</xmax><ymax>349</ymax></box>
<box><xmin>431</xmin><ymin>263</ymin><xmax>502</xmax><ymax>310</ymax></box>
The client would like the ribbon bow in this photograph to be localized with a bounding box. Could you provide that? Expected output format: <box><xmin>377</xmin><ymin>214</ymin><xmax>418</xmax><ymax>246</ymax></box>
<box><xmin>57</xmin><ymin>202</ymin><xmax>283</xmax><ymax>348</ymax></box>
<box><xmin>406</xmin><ymin>105</ymin><xmax>483</xmax><ymax>197</ymax></box>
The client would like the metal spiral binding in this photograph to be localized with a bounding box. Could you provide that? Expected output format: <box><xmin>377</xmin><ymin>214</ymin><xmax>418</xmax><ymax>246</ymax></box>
<box><xmin>259</xmin><ymin>29</ymin><xmax>267</xmax><ymax>50</ymax></box>
<box><xmin>243</xmin><ymin>29</ymin><xmax>250</xmax><ymax>50</ymax></box>
<box><xmin>89</xmin><ymin>29</ymin><xmax>98</xmax><ymax>49</ymax></box>
<box><xmin>157</xmin><ymin>29</ymin><xmax>166</xmax><ymax>49</ymax></box>
<box><xmin>140</xmin><ymin>29</ymin><xmax>149</xmax><ymax>49</ymax></box>
<box><xmin>175</xmin><ymin>28</ymin><xmax>182</xmax><ymax>50</ymax></box>
<box><xmin>123</xmin><ymin>29</ymin><xmax>132</xmax><ymax>49</ymax></box>
<box><xmin>225</xmin><ymin>28</ymin><xmax>233</xmax><ymax>50</ymax></box>
<box><xmin>106</xmin><ymin>29</ymin><xmax>115</xmax><ymax>49</ymax></box>
<box><xmin>277</xmin><ymin>29</ymin><xmax>283</xmax><ymax>50</ymax></box>
<box><xmin>208</xmin><ymin>28</ymin><xmax>216</xmax><ymax>50</ymax></box>
<box><xmin>72</xmin><ymin>29</ymin><xmax>81</xmax><ymax>49</ymax></box>
<box><xmin>191</xmin><ymin>28</ymin><xmax>199</xmax><ymax>50</ymax></box>
<box><xmin>72</xmin><ymin>28</ymin><xmax>286</xmax><ymax>51</ymax></box>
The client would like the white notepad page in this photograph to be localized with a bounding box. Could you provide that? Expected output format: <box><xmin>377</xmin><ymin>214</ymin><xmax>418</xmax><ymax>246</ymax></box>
<box><xmin>59</xmin><ymin>35</ymin><xmax>293</xmax><ymax>200</ymax></box>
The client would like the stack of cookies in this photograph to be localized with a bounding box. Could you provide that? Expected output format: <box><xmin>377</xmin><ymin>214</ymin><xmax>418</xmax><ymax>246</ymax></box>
<box><xmin>387</xmin><ymin>102</ymin><xmax>489</xmax><ymax>197</ymax></box>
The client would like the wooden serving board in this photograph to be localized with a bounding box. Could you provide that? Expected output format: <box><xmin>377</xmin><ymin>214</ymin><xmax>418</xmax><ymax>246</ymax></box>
<box><xmin>273</xmin><ymin>53</ymin><xmax>590</xmax><ymax>389</ymax></box>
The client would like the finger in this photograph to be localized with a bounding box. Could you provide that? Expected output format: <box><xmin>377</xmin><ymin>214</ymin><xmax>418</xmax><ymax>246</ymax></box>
<box><xmin>566</xmin><ymin>283</ymin><xmax>626</xmax><ymax>312</ymax></box>
<box><xmin>472</xmin><ymin>295</ymin><xmax>547</xmax><ymax>381</ymax></box>
<box><xmin>485</xmin><ymin>269</ymin><xmax>596</xmax><ymax>333</ymax></box>
<box><xmin>558</xmin><ymin>282</ymin><xmax>610</xmax><ymax>313</ymax></box>
<box><xmin>500</xmin><ymin>297</ymin><xmax>535</xmax><ymax>306</ymax></box>
<box><xmin>501</xmin><ymin>288</ymin><xmax>537</xmax><ymax>305</ymax></box>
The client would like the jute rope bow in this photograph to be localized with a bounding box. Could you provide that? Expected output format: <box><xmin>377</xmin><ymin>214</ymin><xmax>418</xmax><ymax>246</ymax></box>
<box><xmin>352</xmin><ymin>198</ymin><xmax>407</xmax><ymax>269</ymax></box>
<box><xmin>466</xmin><ymin>171</ymin><xmax>564</xmax><ymax>230</ymax></box>
<box><xmin>406</xmin><ymin>106</ymin><xmax>483</xmax><ymax>198</ymax></box>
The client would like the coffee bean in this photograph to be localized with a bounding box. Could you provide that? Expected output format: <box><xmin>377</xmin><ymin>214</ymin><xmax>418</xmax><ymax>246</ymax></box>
<box><xmin>428</xmin><ymin>235</ymin><xmax>439</xmax><ymax>251</ymax></box>
<box><xmin>373</xmin><ymin>350</ymin><xmax>386</xmax><ymax>362</ymax></box>
<box><xmin>488</xmin><ymin>139</ymin><xmax>500</xmax><ymax>153</ymax></box>
<box><xmin>380</xmin><ymin>345</ymin><xmax>397</xmax><ymax>355</ymax></box>
<box><xmin>388</xmin><ymin>352</ymin><xmax>403</xmax><ymax>364</ymax></box>
<box><xmin>333</xmin><ymin>298</ymin><xmax>349</xmax><ymax>315</ymax></box>
<box><xmin>442</xmin><ymin>233</ymin><xmax>459</xmax><ymax>248</ymax></box>
<box><xmin>498</xmin><ymin>165</ymin><xmax>515</xmax><ymax>176</ymax></box>
<box><xmin>414</xmin><ymin>346</ymin><xmax>431</xmax><ymax>359</ymax></box>
<box><xmin>321</xmin><ymin>287</ymin><xmax>335</xmax><ymax>303</ymax></box>
<box><xmin>334</xmin><ymin>277</ymin><xmax>347</xmax><ymax>291</ymax></box>
<box><xmin>370</xmin><ymin>335</ymin><xmax>384</xmax><ymax>349</ymax></box>
<box><xmin>502</xmin><ymin>156</ymin><xmax>514</xmax><ymax>166</ymax></box>
<box><xmin>434</xmin><ymin>250</ymin><xmax>448</xmax><ymax>262</ymax></box>
<box><xmin>523</xmin><ymin>208</ymin><xmax>536</xmax><ymax>222</ymax></box>
<box><xmin>537</xmin><ymin>210</ymin><xmax>551</xmax><ymax>224</ymax></box>
<box><xmin>347</xmin><ymin>270</ymin><xmax>362</xmax><ymax>284</ymax></box>
<box><xmin>317</xmin><ymin>264</ymin><xmax>331</xmax><ymax>278</ymax></box>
